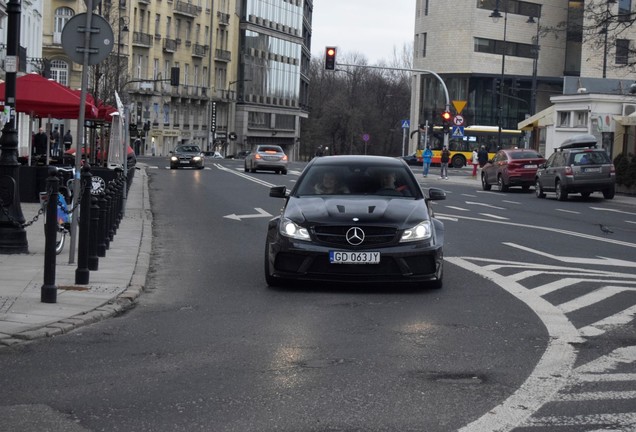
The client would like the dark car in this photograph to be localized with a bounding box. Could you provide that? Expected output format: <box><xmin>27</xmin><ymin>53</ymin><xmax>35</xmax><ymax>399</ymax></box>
<box><xmin>264</xmin><ymin>155</ymin><xmax>446</xmax><ymax>288</ymax></box>
<box><xmin>244</xmin><ymin>145</ymin><xmax>288</xmax><ymax>174</ymax></box>
<box><xmin>535</xmin><ymin>134</ymin><xmax>616</xmax><ymax>200</ymax></box>
<box><xmin>401</xmin><ymin>153</ymin><xmax>421</xmax><ymax>166</ymax></box>
<box><xmin>481</xmin><ymin>148</ymin><xmax>545</xmax><ymax>191</ymax></box>
<box><xmin>169</xmin><ymin>145</ymin><xmax>205</xmax><ymax>169</ymax></box>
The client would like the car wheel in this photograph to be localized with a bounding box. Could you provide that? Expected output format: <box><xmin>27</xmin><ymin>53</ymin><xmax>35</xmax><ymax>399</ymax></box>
<box><xmin>481</xmin><ymin>173</ymin><xmax>491</xmax><ymax>191</ymax></box>
<box><xmin>556</xmin><ymin>180</ymin><xmax>568</xmax><ymax>201</ymax></box>
<box><xmin>497</xmin><ymin>175</ymin><xmax>509</xmax><ymax>192</ymax></box>
<box><xmin>264</xmin><ymin>240</ymin><xmax>282</xmax><ymax>287</ymax></box>
<box><xmin>603</xmin><ymin>185</ymin><xmax>615</xmax><ymax>199</ymax></box>
<box><xmin>535</xmin><ymin>179</ymin><xmax>546</xmax><ymax>198</ymax></box>
<box><xmin>282</xmin><ymin>169</ymin><xmax>288</xmax><ymax>175</ymax></box>
<box><xmin>244</xmin><ymin>164</ymin><xmax>248</xmax><ymax>172</ymax></box>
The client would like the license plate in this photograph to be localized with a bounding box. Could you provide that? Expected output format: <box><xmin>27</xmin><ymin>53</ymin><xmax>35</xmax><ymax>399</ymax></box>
<box><xmin>524</xmin><ymin>164</ymin><xmax>537</xmax><ymax>169</ymax></box>
<box><xmin>180</xmin><ymin>160</ymin><xmax>191</xmax><ymax>164</ymax></box>
<box><xmin>329</xmin><ymin>251</ymin><xmax>380</xmax><ymax>264</ymax></box>
<box><xmin>585</xmin><ymin>167</ymin><xmax>601</xmax><ymax>173</ymax></box>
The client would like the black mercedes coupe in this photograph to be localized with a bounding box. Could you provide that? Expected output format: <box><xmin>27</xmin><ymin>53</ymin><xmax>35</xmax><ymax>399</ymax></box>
<box><xmin>265</xmin><ymin>155</ymin><xmax>446</xmax><ymax>288</ymax></box>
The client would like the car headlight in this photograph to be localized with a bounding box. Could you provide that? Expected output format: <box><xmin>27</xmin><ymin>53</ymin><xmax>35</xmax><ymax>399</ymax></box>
<box><xmin>193</xmin><ymin>156</ymin><xmax>202</xmax><ymax>161</ymax></box>
<box><xmin>280</xmin><ymin>218</ymin><xmax>310</xmax><ymax>241</ymax></box>
<box><xmin>400</xmin><ymin>221</ymin><xmax>432</xmax><ymax>242</ymax></box>
<box><xmin>170</xmin><ymin>156</ymin><xmax>178</xmax><ymax>161</ymax></box>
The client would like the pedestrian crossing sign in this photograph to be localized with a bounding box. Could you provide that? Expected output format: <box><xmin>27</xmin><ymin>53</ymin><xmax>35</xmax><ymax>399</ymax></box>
<box><xmin>452</xmin><ymin>126</ymin><xmax>465</xmax><ymax>137</ymax></box>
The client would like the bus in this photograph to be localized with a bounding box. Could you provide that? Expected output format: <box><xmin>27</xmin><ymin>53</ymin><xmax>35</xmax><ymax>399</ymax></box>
<box><xmin>415</xmin><ymin>125</ymin><xmax>525</xmax><ymax>168</ymax></box>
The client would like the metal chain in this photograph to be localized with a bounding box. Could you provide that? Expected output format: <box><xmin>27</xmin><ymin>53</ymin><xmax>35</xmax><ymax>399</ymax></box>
<box><xmin>0</xmin><ymin>179</ymin><xmax>88</xmax><ymax>229</ymax></box>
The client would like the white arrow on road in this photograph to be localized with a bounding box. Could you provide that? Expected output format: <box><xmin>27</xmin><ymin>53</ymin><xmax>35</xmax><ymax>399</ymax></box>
<box><xmin>224</xmin><ymin>207</ymin><xmax>272</xmax><ymax>221</ymax></box>
<box><xmin>504</xmin><ymin>242</ymin><xmax>636</xmax><ymax>268</ymax></box>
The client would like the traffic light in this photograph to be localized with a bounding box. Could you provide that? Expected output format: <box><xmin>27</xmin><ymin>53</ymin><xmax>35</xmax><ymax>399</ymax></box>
<box><xmin>441</xmin><ymin>111</ymin><xmax>452</xmax><ymax>133</ymax></box>
<box><xmin>325</xmin><ymin>46</ymin><xmax>337</xmax><ymax>70</ymax></box>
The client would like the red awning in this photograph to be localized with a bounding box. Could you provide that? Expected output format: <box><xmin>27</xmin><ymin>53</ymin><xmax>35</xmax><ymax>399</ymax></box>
<box><xmin>0</xmin><ymin>73</ymin><xmax>98</xmax><ymax>119</ymax></box>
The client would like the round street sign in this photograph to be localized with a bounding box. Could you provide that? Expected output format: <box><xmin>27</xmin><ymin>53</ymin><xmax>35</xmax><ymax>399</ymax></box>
<box><xmin>362</xmin><ymin>133</ymin><xmax>370</xmax><ymax>142</ymax></box>
<box><xmin>61</xmin><ymin>13</ymin><xmax>114</xmax><ymax>65</ymax></box>
<box><xmin>453</xmin><ymin>115</ymin><xmax>465</xmax><ymax>126</ymax></box>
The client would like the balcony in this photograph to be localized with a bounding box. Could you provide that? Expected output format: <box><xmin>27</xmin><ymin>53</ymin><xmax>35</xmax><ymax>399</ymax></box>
<box><xmin>192</xmin><ymin>43</ymin><xmax>207</xmax><ymax>58</ymax></box>
<box><xmin>138</xmin><ymin>0</ymin><xmax>150</xmax><ymax>4</ymax></box>
<box><xmin>214</xmin><ymin>49</ymin><xmax>231</xmax><ymax>62</ymax></box>
<box><xmin>163</xmin><ymin>38</ymin><xmax>178</xmax><ymax>53</ymax></box>
<box><xmin>173</xmin><ymin>1</ymin><xmax>200</xmax><ymax>18</ymax></box>
<box><xmin>132</xmin><ymin>32</ymin><xmax>153</xmax><ymax>48</ymax></box>
<box><xmin>217</xmin><ymin>11</ymin><xmax>230</xmax><ymax>26</ymax></box>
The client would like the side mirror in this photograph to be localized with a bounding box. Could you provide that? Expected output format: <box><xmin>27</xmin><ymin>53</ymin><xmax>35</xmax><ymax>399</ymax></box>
<box><xmin>269</xmin><ymin>185</ymin><xmax>287</xmax><ymax>198</ymax></box>
<box><xmin>427</xmin><ymin>187</ymin><xmax>446</xmax><ymax>201</ymax></box>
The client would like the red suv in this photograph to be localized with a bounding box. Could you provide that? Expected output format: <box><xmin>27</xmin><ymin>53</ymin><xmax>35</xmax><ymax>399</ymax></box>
<box><xmin>481</xmin><ymin>148</ymin><xmax>546</xmax><ymax>192</ymax></box>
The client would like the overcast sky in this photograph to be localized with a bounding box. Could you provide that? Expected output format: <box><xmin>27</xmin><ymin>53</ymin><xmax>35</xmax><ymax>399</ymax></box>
<box><xmin>311</xmin><ymin>0</ymin><xmax>416</xmax><ymax>64</ymax></box>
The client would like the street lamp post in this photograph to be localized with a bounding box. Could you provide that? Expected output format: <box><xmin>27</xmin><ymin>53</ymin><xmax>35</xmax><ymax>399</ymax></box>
<box><xmin>527</xmin><ymin>8</ymin><xmax>542</xmax><ymax>116</ymax></box>
<box><xmin>490</xmin><ymin>0</ymin><xmax>508</xmax><ymax>150</ymax></box>
<box><xmin>115</xmin><ymin>15</ymin><xmax>129</xmax><ymax>94</ymax></box>
<box><xmin>602</xmin><ymin>0</ymin><xmax>617</xmax><ymax>78</ymax></box>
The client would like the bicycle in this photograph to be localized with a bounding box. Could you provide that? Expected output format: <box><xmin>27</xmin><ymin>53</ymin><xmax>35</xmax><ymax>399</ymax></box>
<box><xmin>38</xmin><ymin>167</ymin><xmax>76</xmax><ymax>255</ymax></box>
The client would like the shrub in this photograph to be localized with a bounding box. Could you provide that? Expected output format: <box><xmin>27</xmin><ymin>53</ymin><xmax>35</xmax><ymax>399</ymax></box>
<box><xmin>614</xmin><ymin>152</ymin><xmax>636</xmax><ymax>188</ymax></box>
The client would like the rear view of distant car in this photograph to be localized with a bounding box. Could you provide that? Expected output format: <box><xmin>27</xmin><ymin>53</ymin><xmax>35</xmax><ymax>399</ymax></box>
<box><xmin>244</xmin><ymin>145</ymin><xmax>288</xmax><ymax>174</ymax></box>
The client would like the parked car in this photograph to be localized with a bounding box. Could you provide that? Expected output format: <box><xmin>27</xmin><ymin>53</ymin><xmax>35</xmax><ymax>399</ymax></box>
<box><xmin>535</xmin><ymin>134</ymin><xmax>616</xmax><ymax>200</ymax></box>
<box><xmin>169</xmin><ymin>145</ymin><xmax>205</xmax><ymax>169</ymax></box>
<box><xmin>401</xmin><ymin>153</ymin><xmax>421</xmax><ymax>166</ymax></box>
<box><xmin>264</xmin><ymin>155</ymin><xmax>446</xmax><ymax>288</ymax></box>
<box><xmin>235</xmin><ymin>150</ymin><xmax>251</xmax><ymax>159</ymax></box>
<box><xmin>244</xmin><ymin>145</ymin><xmax>288</xmax><ymax>174</ymax></box>
<box><xmin>481</xmin><ymin>148</ymin><xmax>545</xmax><ymax>192</ymax></box>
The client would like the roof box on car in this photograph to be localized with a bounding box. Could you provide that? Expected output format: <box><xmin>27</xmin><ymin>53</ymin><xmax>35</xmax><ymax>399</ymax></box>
<box><xmin>557</xmin><ymin>134</ymin><xmax>597</xmax><ymax>150</ymax></box>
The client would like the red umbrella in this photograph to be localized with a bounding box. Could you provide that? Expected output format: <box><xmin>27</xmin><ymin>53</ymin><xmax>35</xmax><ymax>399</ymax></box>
<box><xmin>0</xmin><ymin>73</ymin><xmax>98</xmax><ymax>119</ymax></box>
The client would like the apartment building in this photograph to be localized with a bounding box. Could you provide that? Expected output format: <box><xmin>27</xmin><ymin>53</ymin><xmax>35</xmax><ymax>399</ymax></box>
<box><xmin>33</xmin><ymin>0</ymin><xmax>310</xmax><ymax>158</ymax></box>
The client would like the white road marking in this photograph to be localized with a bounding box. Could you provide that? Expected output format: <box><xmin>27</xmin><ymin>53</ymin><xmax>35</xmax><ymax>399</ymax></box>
<box><xmin>465</xmin><ymin>201</ymin><xmax>506</xmax><ymax>209</ymax></box>
<box><xmin>556</xmin><ymin>208</ymin><xmax>581</xmax><ymax>214</ymax></box>
<box><xmin>451</xmin><ymin>257</ymin><xmax>580</xmax><ymax>432</ymax></box>
<box><xmin>523</xmin><ymin>413</ymin><xmax>636</xmax><ymax>428</ymax></box>
<box><xmin>446</xmin><ymin>206</ymin><xmax>470</xmax><ymax>211</ymax></box>
<box><xmin>590</xmin><ymin>207</ymin><xmax>636</xmax><ymax>216</ymax></box>
<box><xmin>558</xmin><ymin>286</ymin><xmax>636</xmax><ymax>313</ymax></box>
<box><xmin>479</xmin><ymin>213</ymin><xmax>509</xmax><ymax>220</ymax></box>
<box><xmin>223</xmin><ymin>207</ymin><xmax>272</xmax><ymax>221</ymax></box>
<box><xmin>579</xmin><ymin>305</ymin><xmax>636</xmax><ymax>337</ymax></box>
<box><xmin>556</xmin><ymin>390</ymin><xmax>636</xmax><ymax>401</ymax></box>
<box><xmin>503</xmin><ymin>242</ymin><xmax>636</xmax><ymax>267</ymax></box>
<box><xmin>575</xmin><ymin>346</ymin><xmax>636</xmax><ymax>374</ymax></box>
<box><xmin>503</xmin><ymin>200</ymin><xmax>521</xmax><ymax>205</ymax></box>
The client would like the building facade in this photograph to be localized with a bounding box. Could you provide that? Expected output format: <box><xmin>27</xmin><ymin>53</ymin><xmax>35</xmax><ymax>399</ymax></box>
<box><xmin>30</xmin><ymin>0</ymin><xmax>310</xmax><ymax>158</ymax></box>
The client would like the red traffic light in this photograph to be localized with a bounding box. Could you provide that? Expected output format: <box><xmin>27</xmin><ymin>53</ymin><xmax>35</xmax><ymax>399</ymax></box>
<box><xmin>441</xmin><ymin>111</ymin><xmax>452</xmax><ymax>121</ymax></box>
<box><xmin>325</xmin><ymin>46</ymin><xmax>337</xmax><ymax>70</ymax></box>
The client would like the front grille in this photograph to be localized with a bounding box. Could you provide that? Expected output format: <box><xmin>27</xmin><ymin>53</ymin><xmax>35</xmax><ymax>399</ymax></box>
<box><xmin>313</xmin><ymin>225</ymin><xmax>398</xmax><ymax>247</ymax></box>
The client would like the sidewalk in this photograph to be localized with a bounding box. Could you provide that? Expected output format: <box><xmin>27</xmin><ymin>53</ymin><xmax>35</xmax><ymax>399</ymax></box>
<box><xmin>0</xmin><ymin>163</ymin><xmax>151</xmax><ymax>348</ymax></box>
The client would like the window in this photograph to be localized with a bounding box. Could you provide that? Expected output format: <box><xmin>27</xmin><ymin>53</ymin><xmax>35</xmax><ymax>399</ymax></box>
<box><xmin>618</xmin><ymin>0</ymin><xmax>632</xmax><ymax>22</ymax></box>
<box><xmin>558</xmin><ymin>111</ymin><xmax>571</xmax><ymax>127</ymax></box>
<box><xmin>166</xmin><ymin>17</ymin><xmax>171</xmax><ymax>38</ymax></box>
<box><xmin>50</xmin><ymin>59</ymin><xmax>69</xmax><ymax>86</ymax></box>
<box><xmin>421</xmin><ymin>33</ymin><xmax>427</xmax><ymax>57</ymax></box>
<box><xmin>616</xmin><ymin>39</ymin><xmax>630</xmax><ymax>65</ymax></box>
<box><xmin>573</xmin><ymin>110</ymin><xmax>588</xmax><ymax>128</ymax></box>
<box><xmin>155</xmin><ymin>14</ymin><xmax>161</xmax><ymax>36</ymax></box>
<box><xmin>54</xmin><ymin>7</ymin><xmax>74</xmax><ymax>33</ymax></box>
<box><xmin>474</xmin><ymin>37</ymin><xmax>535</xmax><ymax>59</ymax></box>
<box><xmin>476</xmin><ymin>0</ymin><xmax>541</xmax><ymax>19</ymax></box>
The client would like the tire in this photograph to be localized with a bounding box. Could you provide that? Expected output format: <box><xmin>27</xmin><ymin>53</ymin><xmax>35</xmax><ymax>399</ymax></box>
<box><xmin>497</xmin><ymin>175</ymin><xmax>509</xmax><ymax>192</ymax></box>
<box><xmin>264</xmin><ymin>240</ymin><xmax>283</xmax><ymax>287</ymax></box>
<box><xmin>535</xmin><ymin>179</ymin><xmax>545</xmax><ymax>198</ymax></box>
<box><xmin>602</xmin><ymin>185</ymin><xmax>615</xmax><ymax>199</ymax></box>
<box><xmin>55</xmin><ymin>228</ymin><xmax>67</xmax><ymax>255</ymax></box>
<box><xmin>556</xmin><ymin>180</ymin><xmax>568</xmax><ymax>201</ymax></box>
<box><xmin>244</xmin><ymin>164</ymin><xmax>248</xmax><ymax>172</ymax></box>
<box><xmin>451</xmin><ymin>155</ymin><xmax>465</xmax><ymax>168</ymax></box>
<box><xmin>282</xmin><ymin>169</ymin><xmax>288</xmax><ymax>175</ymax></box>
<box><xmin>481</xmin><ymin>173</ymin><xmax>491</xmax><ymax>191</ymax></box>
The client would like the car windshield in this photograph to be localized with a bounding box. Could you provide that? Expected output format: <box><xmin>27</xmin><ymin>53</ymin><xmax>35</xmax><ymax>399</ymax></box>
<box><xmin>296</xmin><ymin>163</ymin><xmax>418</xmax><ymax>197</ymax></box>
<box><xmin>177</xmin><ymin>146</ymin><xmax>200</xmax><ymax>152</ymax></box>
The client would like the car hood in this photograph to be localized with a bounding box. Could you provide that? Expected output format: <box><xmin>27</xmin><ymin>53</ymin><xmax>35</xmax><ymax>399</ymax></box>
<box><xmin>173</xmin><ymin>151</ymin><xmax>202</xmax><ymax>156</ymax></box>
<box><xmin>284</xmin><ymin>196</ymin><xmax>428</xmax><ymax>227</ymax></box>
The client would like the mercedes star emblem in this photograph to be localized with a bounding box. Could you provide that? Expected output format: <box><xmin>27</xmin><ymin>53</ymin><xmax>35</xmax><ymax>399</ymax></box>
<box><xmin>345</xmin><ymin>227</ymin><xmax>365</xmax><ymax>246</ymax></box>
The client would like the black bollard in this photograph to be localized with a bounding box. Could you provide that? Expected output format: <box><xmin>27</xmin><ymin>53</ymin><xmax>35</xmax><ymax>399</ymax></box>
<box><xmin>104</xmin><ymin>185</ymin><xmax>113</xmax><ymax>249</ymax></box>
<box><xmin>96</xmin><ymin>192</ymin><xmax>107</xmax><ymax>257</ymax></box>
<box><xmin>75</xmin><ymin>165</ymin><xmax>92</xmax><ymax>284</ymax></box>
<box><xmin>88</xmin><ymin>194</ymin><xmax>99</xmax><ymax>271</ymax></box>
<box><xmin>41</xmin><ymin>167</ymin><xmax>59</xmax><ymax>303</ymax></box>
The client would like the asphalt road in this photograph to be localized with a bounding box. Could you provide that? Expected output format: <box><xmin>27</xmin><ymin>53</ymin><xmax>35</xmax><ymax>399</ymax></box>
<box><xmin>0</xmin><ymin>157</ymin><xmax>634</xmax><ymax>431</ymax></box>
